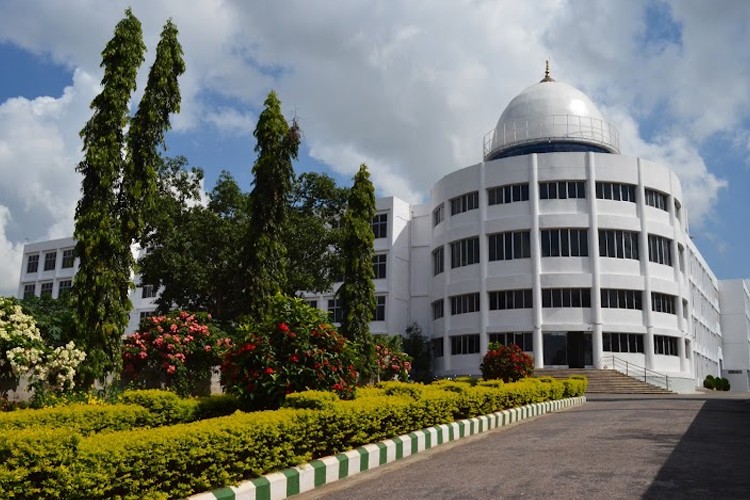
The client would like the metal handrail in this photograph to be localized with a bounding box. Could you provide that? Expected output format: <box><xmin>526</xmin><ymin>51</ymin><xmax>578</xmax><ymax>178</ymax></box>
<box><xmin>598</xmin><ymin>355</ymin><xmax>670</xmax><ymax>391</ymax></box>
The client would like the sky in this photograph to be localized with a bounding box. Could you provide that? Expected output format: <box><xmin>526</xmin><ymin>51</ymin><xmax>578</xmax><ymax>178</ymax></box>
<box><xmin>1</xmin><ymin>0</ymin><xmax>749</xmax><ymax>296</ymax></box>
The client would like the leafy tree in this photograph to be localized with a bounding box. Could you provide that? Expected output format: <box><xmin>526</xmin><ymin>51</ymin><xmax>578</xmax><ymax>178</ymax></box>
<box><xmin>71</xmin><ymin>10</ymin><xmax>185</xmax><ymax>386</ymax></box>
<box><xmin>244</xmin><ymin>91</ymin><xmax>301</xmax><ymax>321</ymax></box>
<box><xmin>122</xmin><ymin>18</ymin><xmax>185</xmax><ymax>246</ymax></box>
<box><xmin>139</xmin><ymin>169</ymin><xmax>348</xmax><ymax>323</ymax></box>
<box><xmin>71</xmin><ymin>9</ymin><xmax>146</xmax><ymax>386</ymax></box>
<box><xmin>284</xmin><ymin>172</ymin><xmax>349</xmax><ymax>297</ymax></box>
<box><xmin>139</xmin><ymin>166</ymin><xmax>249</xmax><ymax>322</ymax></box>
<box><xmin>20</xmin><ymin>294</ymin><xmax>76</xmax><ymax>348</ymax></box>
<box><xmin>401</xmin><ymin>322</ymin><xmax>432</xmax><ymax>380</ymax></box>
<box><xmin>338</xmin><ymin>164</ymin><xmax>377</xmax><ymax>380</ymax></box>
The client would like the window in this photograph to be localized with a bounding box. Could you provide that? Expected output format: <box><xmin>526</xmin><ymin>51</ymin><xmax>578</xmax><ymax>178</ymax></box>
<box><xmin>541</xmin><ymin>229</ymin><xmax>588</xmax><ymax>257</ymax></box>
<box><xmin>373</xmin><ymin>254</ymin><xmax>387</xmax><ymax>279</ymax></box>
<box><xmin>432</xmin><ymin>299</ymin><xmax>444</xmax><ymax>320</ymax></box>
<box><xmin>23</xmin><ymin>284</ymin><xmax>35</xmax><ymax>299</ymax></box>
<box><xmin>539</xmin><ymin>180</ymin><xmax>585</xmax><ymax>199</ymax></box>
<box><xmin>488</xmin><ymin>289</ymin><xmax>533</xmax><ymax>310</ymax></box>
<box><xmin>595</xmin><ymin>182</ymin><xmax>636</xmax><ymax>202</ymax></box>
<box><xmin>450</xmin><ymin>293</ymin><xmax>480</xmax><ymax>315</ymax></box>
<box><xmin>645</xmin><ymin>189</ymin><xmax>668</xmax><ymax>211</ymax></box>
<box><xmin>139</xmin><ymin>311</ymin><xmax>155</xmax><ymax>321</ymax></box>
<box><xmin>327</xmin><ymin>299</ymin><xmax>343</xmax><ymax>323</ymax></box>
<box><xmin>603</xmin><ymin>332</ymin><xmax>644</xmax><ymax>353</ymax></box>
<box><xmin>599</xmin><ymin>229</ymin><xmax>639</xmax><ymax>260</ymax></box>
<box><xmin>542</xmin><ymin>288</ymin><xmax>591</xmax><ymax>308</ymax></box>
<box><xmin>304</xmin><ymin>299</ymin><xmax>318</xmax><ymax>309</ymax></box>
<box><xmin>433</xmin><ymin>204</ymin><xmax>444</xmax><ymax>226</ymax></box>
<box><xmin>648</xmin><ymin>234</ymin><xmax>673</xmax><ymax>266</ymax></box>
<box><xmin>489</xmin><ymin>332</ymin><xmax>533</xmax><ymax>351</ymax></box>
<box><xmin>450</xmin><ymin>237</ymin><xmax>480</xmax><ymax>268</ymax></box>
<box><xmin>652</xmin><ymin>293</ymin><xmax>676</xmax><ymax>314</ymax></box>
<box><xmin>44</xmin><ymin>251</ymin><xmax>57</xmax><ymax>271</ymax></box>
<box><xmin>600</xmin><ymin>289</ymin><xmax>642</xmax><ymax>310</ymax></box>
<box><xmin>487</xmin><ymin>183</ymin><xmax>529</xmax><ymax>205</ymax></box>
<box><xmin>40</xmin><ymin>282</ymin><xmax>53</xmax><ymax>297</ymax></box>
<box><xmin>488</xmin><ymin>231</ymin><xmax>530</xmax><ymax>261</ymax></box>
<box><xmin>373</xmin><ymin>296</ymin><xmax>386</xmax><ymax>321</ymax></box>
<box><xmin>61</xmin><ymin>249</ymin><xmax>75</xmax><ymax>269</ymax></box>
<box><xmin>432</xmin><ymin>246</ymin><xmax>444</xmax><ymax>276</ymax></box>
<box><xmin>26</xmin><ymin>254</ymin><xmax>40</xmax><ymax>273</ymax></box>
<box><xmin>451</xmin><ymin>334</ymin><xmax>480</xmax><ymax>355</ymax></box>
<box><xmin>58</xmin><ymin>280</ymin><xmax>73</xmax><ymax>296</ymax></box>
<box><xmin>432</xmin><ymin>338</ymin><xmax>444</xmax><ymax>357</ymax></box>
<box><xmin>450</xmin><ymin>191</ymin><xmax>479</xmax><ymax>215</ymax></box>
<box><xmin>141</xmin><ymin>285</ymin><xmax>157</xmax><ymax>299</ymax></box>
<box><xmin>654</xmin><ymin>335</ymin><xmax>678</xmax><ymax>356</ymax></box>
<box><xmin>372</xmin><ymin>213</ymin><xmax>388</xmax><ymax>239</ymax></box>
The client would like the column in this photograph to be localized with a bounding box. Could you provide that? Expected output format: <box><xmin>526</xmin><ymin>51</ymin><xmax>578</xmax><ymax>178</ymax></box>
<box><xmin>586</xmin><ymin>152</ymin><xmax>604</xmax><ymax>368</ymax></box>
<box><xmin>637</xmin><ymin>159</ymin><xmax>656</xmax><ymax>370</ymax></box>
<box><xmin>530</xmin><ymin>154</ymin><xmax>544</xmax><ymax>368</ymax></box>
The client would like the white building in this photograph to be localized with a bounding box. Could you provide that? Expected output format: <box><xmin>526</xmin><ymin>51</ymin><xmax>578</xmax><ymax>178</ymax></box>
<box><xmin>16</xmin><ymin>68</ymin><xmax>748</xmax><ymax>392</ymax></box>
<box><xmin>719</xmin><ymin>280</ymin><xmax>750</xmax><ymax>391</ymax></box>
<box><xmin>16</xmin><ymin>236</ymin><xmax>157</xmax><ymax>334</ymax></box>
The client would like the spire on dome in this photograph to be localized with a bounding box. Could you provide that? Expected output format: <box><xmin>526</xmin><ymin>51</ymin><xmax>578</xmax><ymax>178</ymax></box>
<box><xmin>540</xmin><ymin>59</ymin><xmax>555</xmax><ymax>82</ymax></box>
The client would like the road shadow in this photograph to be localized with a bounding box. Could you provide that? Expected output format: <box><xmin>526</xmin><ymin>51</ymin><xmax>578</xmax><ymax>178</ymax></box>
<box><xmin>643</xmin><ymin>398</ymin><xmax>750</xmax><ymax>499</ymax></box>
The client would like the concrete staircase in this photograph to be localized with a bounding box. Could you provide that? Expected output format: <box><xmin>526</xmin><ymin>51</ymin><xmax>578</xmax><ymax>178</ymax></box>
<box><xmin>534</xmin><ymin>368</ymin><xmax>674</xmax><ymax>394</ymax></box>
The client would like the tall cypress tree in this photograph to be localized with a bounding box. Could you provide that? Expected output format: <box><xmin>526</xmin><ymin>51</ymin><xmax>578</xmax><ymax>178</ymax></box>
<box><xmin>72</xmin><ymin>11</ymin><xmax>185</xmax><ymax>387</ymax></box>
<box><xmin>121</xmin><ymin>18</ymin><xmax>185</xmax><ymax>246</ymax></box>
<box><xmin>244</xmin><ymin>91</ymin><xmax>300</xmax><ymax>321</ymax></box>
<box><xmin>338</xmin><ymin>164</ymin><xmax>377</xmax><ymax>380</ymax></box>
<box><xmin>72</xmin><ymin>8</ymin><xmax>146</xmax><ymax>386</ymax></box>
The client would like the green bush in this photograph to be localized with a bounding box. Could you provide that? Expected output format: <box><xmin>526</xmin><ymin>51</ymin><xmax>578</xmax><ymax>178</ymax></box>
<box><xmin>221</xmin><ymin>295</ymin><xmax>359</xmax><ymax>409</ymax></box>
<box><xmin>480</xmin><ymin>342</ymin><xmax>534</xmax><ymax>382</ymax></box>
<box><xmin>282</xmin><ymin>390</ymin><xmax>340</xmax><ymax>409</ymax></box>
<box><xmin>0</xmin><ymin>377</ymin><xmax>583</xmax><ymax>498</ymax></box>
<box><xmin>703</xmin><ymin>375</ymin><xmax>715</xmax><ymax>389</ymax></box>
<box><xmin>0</xmin><ymin>403</ymin><xmax>151</xmax><ymax>435</ymax></box>
<box><xmin>378</xmin><ymin>381</ymin><xmax>425</xmax><ymax>399</ymax></box>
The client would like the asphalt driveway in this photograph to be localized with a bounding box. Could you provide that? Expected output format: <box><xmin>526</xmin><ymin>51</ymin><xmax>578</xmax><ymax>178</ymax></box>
<box><xmin>297</xmin><ymin>393</ymin><xmax>750</xmax><ymax>500</ymax></box>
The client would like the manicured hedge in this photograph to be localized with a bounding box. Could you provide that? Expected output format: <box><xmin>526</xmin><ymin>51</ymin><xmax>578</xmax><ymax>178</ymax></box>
<box><xmin>0</xmin><ymin>377</ymin><xmax>585</xmax><ymax>498</ymax></box>
<box><xmin>0</xmin><ymin>390</ymin><xmax>240</xmax><ymax>435</ymax></box>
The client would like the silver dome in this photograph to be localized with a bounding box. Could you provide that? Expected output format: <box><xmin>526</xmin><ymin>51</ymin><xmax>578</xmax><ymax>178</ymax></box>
<box><xmin>484</xmin><ymin>77</ymin><xmax>620</xmax><ymax>160</ymax></box>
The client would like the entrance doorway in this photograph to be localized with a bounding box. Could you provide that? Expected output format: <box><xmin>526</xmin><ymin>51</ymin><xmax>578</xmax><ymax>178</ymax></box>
<box><xmin>543</xmin><ymin>332</ymin><xmax>593</xmax><ymax>368</ymax></box>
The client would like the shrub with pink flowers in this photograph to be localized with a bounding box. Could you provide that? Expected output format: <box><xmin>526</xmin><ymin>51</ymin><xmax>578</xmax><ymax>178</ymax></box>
<box><xmin>122</xmin><ymin>311</ymin><xmax>229</xmax><ymax>396</ymax></box>
<box><xmin>480</xmin><ymin>341</ymin><xmax>535</xmax><ymax>382</ymax></box>
<box><xmin>220</xmin><ymin>295</ymin><xmax>358</xmax><ymax>410</ymax></box>
<box><xmin>374</xmin><ymin>335</ymin><xmax>412</xmax><ymax>382</ymax></box>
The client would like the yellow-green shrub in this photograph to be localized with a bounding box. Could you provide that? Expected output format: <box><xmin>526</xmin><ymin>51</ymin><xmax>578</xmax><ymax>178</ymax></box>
<box><xmin>0</xmin><ymin>377</ymin><xmax>584</xmax><ymax>498</ymax></box>
<box><xmin>0</xmin><ymin>403</ymin><xmax>151</xmax><ymax>435</ymax></box>
<box><xmin>281</xmin><ymin>390</ymin><xmax>340</xmax><ymax>409</ymax></box>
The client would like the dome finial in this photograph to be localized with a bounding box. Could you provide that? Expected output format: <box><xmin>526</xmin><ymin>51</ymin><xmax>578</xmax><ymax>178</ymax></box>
<box><xmin>541</xmin><ymin>59</ymin><xmax>555</xmax><ymax>82</ymax></box>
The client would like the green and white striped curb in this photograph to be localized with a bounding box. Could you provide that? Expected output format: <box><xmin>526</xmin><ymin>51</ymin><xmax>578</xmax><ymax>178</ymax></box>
<box><xmin>188</xmin><ymin>396</ymin><xmax>585</xmax><ymax>500</ymax></box>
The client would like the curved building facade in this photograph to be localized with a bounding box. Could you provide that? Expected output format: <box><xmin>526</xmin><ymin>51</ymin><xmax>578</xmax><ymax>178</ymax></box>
<box><xmin>429</xmin><ymin>71</ymin><xmax>698</xmax><ymax>386</ymax></box>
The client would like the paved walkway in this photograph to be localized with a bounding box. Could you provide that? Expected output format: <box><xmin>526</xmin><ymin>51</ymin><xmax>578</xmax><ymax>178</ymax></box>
<box><xmin>297</xmin><ymin>393</ymin><xmax>750</xmax><ymax>500</ymax></box>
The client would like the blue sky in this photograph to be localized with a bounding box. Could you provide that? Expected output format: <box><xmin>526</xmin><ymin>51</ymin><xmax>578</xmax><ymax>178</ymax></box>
<box><xmin>0</xmin><ymin>1</ymin><xmax>749</xmax><ymax>295</ymax></box>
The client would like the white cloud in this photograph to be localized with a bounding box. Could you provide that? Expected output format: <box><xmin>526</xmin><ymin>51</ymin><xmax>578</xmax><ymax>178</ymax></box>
<box><xmin>0</xmin><ymin>206</ymin><xmax>24</xmax><ymax>296</ymax></box>
<box><xmin>0</xmin><ymin>0</ymin><xmax>748</xmax><ymax>292</ymax></box>
<box><xmin>0</xmin><ymin>68</ymin><xmax>100</xmax><ymax>293</ymax></box>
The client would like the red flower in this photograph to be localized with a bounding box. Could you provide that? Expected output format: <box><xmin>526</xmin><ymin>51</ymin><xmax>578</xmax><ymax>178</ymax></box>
<box><xmin>264</xmin><ymin>367</ymin><xmax>275</xmax><ymax>375</ymax></box>
<box><xmin>278</xmin><ymin>322</ymin><xmax>289</xmax><ymax>332</ymax></box>
<box><xmin>290</xmin><ymin>354</ymin><xmax>300</xmax><ymax>363</ymax></box>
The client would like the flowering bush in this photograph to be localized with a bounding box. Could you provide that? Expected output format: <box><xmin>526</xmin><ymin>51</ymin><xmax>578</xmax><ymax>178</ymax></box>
<box><xmin>220</xmin><ymin>295</ymin><xmax>358</xmax><ymax>409</ymax></box>
<box><xmin>0</xmin><ymin>297</ymin><xmax>85</xmax><ymax>396</ymax></box>
<box><xmin>480</xmin><ymin>341</ymin><xmax>534</xmax><ymax>382</ymax></box>
<box><xmin>374</xmin><ymin>335</ymin><xmax>412</xmax><ymax>382</ymax></box>
<box><xmin>122</xmin><ymin>311</ymin><xmax>229</xmax><ymax>396</ymax></box>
